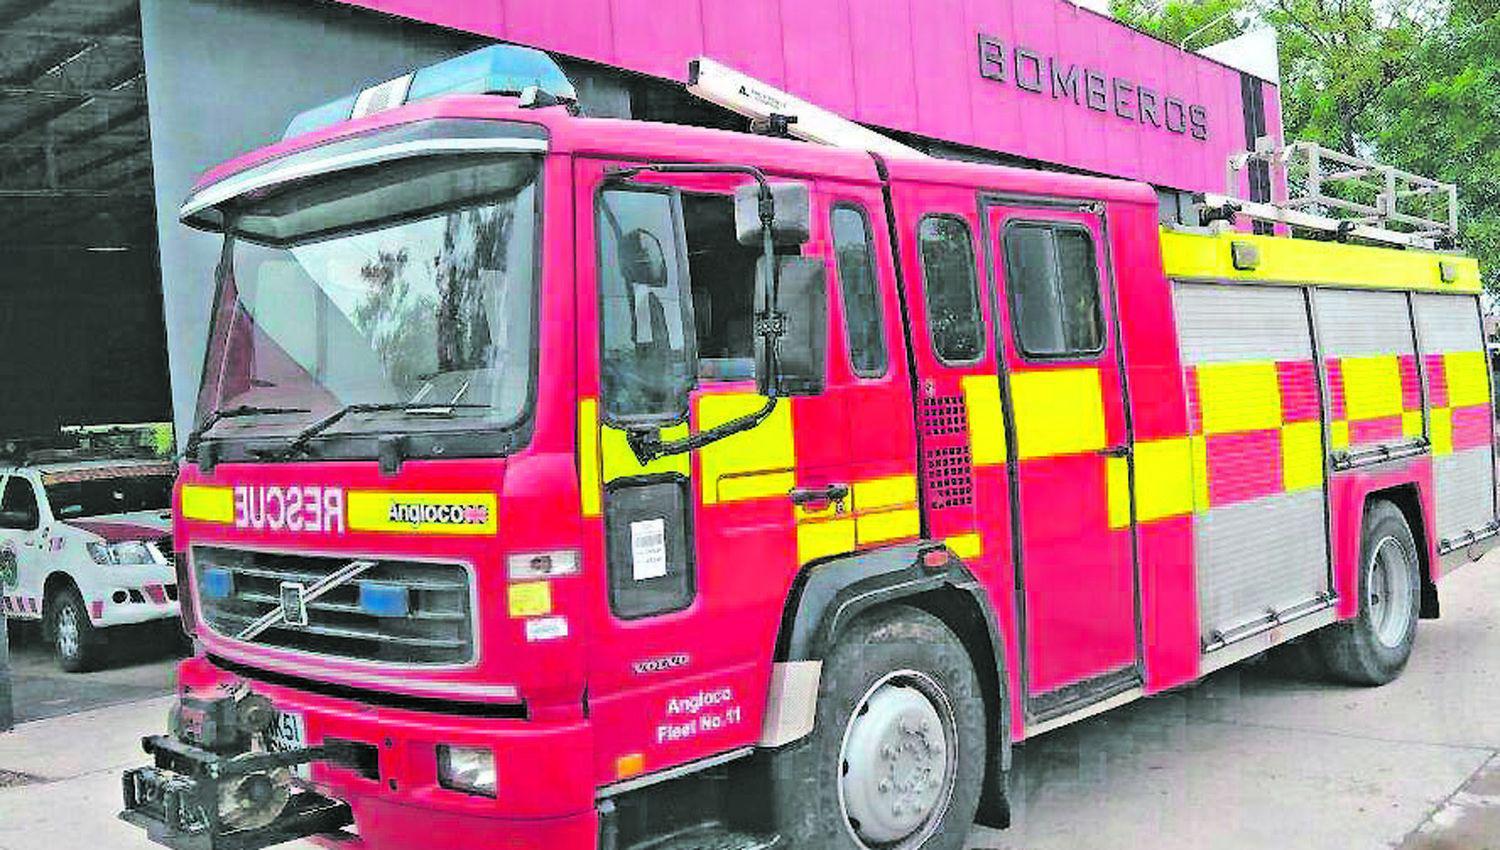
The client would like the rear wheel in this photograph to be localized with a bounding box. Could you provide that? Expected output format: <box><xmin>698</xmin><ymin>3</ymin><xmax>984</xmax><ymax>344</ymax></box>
<box><xmin>768</xmin><ymin>605</ymin><xmax>986</xmax><ymax>850</ymax></box>
<box><xmin>1316</xmin><ymin>500</ymin><xmax>1421</xmax><ymax>685</ymax></box>
<box><xmin>48</xmin><ymin>586</ymin><xmax>101</xmax><ymax>673</ymax></box>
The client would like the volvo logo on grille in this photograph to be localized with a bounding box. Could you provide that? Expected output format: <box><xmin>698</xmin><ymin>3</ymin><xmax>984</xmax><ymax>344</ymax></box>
<box><xmin>279</xmin><ymin>581</ymin><xmax>308</xmax><ymax>627</ymax></box>
<box><xmin>235</xmin><ymin>559</ymin><xmax>376</xmax><ymax>642</ymax></box>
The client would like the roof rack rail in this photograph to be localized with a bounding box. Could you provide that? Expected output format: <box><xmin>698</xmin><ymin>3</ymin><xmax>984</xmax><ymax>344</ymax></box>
<box><xmin>1217</xmin><ymin>139</ymin><xmax>1459</xmax><ymax>251</ymax></box>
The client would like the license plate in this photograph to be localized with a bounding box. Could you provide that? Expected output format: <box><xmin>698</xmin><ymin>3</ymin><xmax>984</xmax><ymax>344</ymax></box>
<box><xmin>268</xmin><ymin>710</ymin><xmax>309</xmax><ymax>778</ymax></box>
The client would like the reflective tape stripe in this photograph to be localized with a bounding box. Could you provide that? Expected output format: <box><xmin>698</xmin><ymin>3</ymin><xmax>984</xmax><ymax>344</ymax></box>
<box><xmin>1196</xmin><ymin>361</ymin><xmax>1281</xmax><ymax>434</ymax></box>
<box><xmin>1133</xmin><ymin>437</ymin><xmax>1195</xmax><ymax>522</ymax></box>
<box><xmin>1347</xmin><ymin>415</ymin><xmax>1403</xmax><ymax>446</ymax></box>
<box><xmin>1190</xmin><ymin>434</ymin><xmax>1210</xmax><ymax>514</ymax></box>
<box><xmin>944</xmin><ymin>532</ymin><xmax>982</xmax><ymax>559</ymax></box>
<box><xmin>698</xmin><ymin>393</ymin><xmax>794</xmax><ymax>505</ymax></box>
<box><xmin>1430</xmin><ymin>407</ymin><xmax>1454</xmax><ymax>455</ymax></box>
<box><xmin>1276</xmin><ymin>360</ymin><xmax>1321</xmax><ymax>422</ymax></box>
<box><xmin>1106</xmin><ymin>456</ymin><xmax>1130</xmax><ymax>529</ymax></box>
<box><xmin>1009</xmin><ymin>367</ymin><xmax>1106</xmax><ymax>459</ymax></box>
<box><xmin>855</xmin><ymin>508</ymin><xmax>920</xmax><ymax>545</ymax></box>
<box><xmin>1339</xmin><ymin>354</ymin><xmax>1403</xmax><ymax>420</ymax></box>
<box><xmin>1330</xmin><ymin>420</ymin><xmax>1351</xmax><ymax>450</ymax></box>
<box><xmin>1451</xmin><ymin>405</ymin><xmax>1492</xmax><ymax>451</ymax></box>
<box><xmin>1160</xmin><ymin>228</ymin><xmax>1482</xmax><ymax>294</ymax></box>
<box><xmin>1398</xmin><ymin>355</ymin><xmax>1422</xmax><ymax>410</ymax></box>
<box><xmin>797</xmin><ymin>518</ymin><xmax>855</xmax><ymax>565</ymax></box>
<box><xmin>1445</xmin><ymin>351</ymin><xmax>1490</xmax><ymax>407</ymax></box>
<box><xmin>1424</xmin><ymin>353</ymin><xmax>1450</xmax><ymax>407</ymax></box>
<box><xmin>181</xmin><ymin>485</ymin><xmax>235</xmax><ymax>523</ymax></box>
<box><xmin>960</xmin><ymin>374</ymin><xmax>1006</xmax><ymax>465</ymax></box>
<box><xmin>1402</xmin><ymin>411</ymin><xmax>1424</xmax><ymax>439</ymax></box>
<box><xmin>1280</xmin><ymin>421</ymin><xmax>1324</xmax><ymax>492</ymax></box>
<box><xmin>579</xmin><ymin>398</ymin><xmax>602</xmax><ymax>517</ymax></box>
<box><xmin>852</xmin><ymin>474</ymin><xmax>917</xmax><ymax>512</ymax></box>
<box><xmin>716</xmin><ymin>471</ymin><xmax>796</xmax><ymax>502</ymax></box>
<box><xmin>600</xmin><ymin>422</ymin><xmax>690</xmax><ymax>483</ymax></box>
<box><xmin>1206</xmin><ymin>429</ymin><xmax>1283</xmax><ymax>506</ymax></box>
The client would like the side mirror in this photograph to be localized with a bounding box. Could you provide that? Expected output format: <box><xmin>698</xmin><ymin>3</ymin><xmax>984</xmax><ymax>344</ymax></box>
<box><xmin>755</xmin><ymin>256</ymin><xmax>828</xmax><ymax>397</ymax></box>
<box><xmin>0</xmin><ymin>509</ymin><xmax>37</xmax><ymax>530</ymax></box>
<box><xmin>735</xmin><ymin>182</ymin><xmax>811</xmax><ymax>247</ymax></box>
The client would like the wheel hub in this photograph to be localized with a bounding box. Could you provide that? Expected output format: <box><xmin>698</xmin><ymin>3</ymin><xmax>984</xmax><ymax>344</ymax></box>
<box><xmin>56</xmin><ymin>606</ymin><xmax>79</xmax><ymax>658</ymax></box>
<box><xmin>1367</xmin><ymin>534</ymin><xmax>1414</xmax><ymax>649</ymax></box>
<box><xmin>840</xmin><ymin>677</ymin><xmax>952</xmax><ymax>846</ymax></box>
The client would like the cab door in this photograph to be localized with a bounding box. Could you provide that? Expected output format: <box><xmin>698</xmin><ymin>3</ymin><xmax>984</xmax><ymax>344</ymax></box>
<box><xmin>0</xmin><ymin>474</ymin><xmax>46</xmax><ymax>617</ymax></box>
<box><xmin>982</xmin><ymin>200</ymin><xmax>1140</xmax><ymax>720</ymax></box>
<box><xmin>572</xmin><ymin>158</ymin><xmax>809</xmax><ymax>788</ymax></box>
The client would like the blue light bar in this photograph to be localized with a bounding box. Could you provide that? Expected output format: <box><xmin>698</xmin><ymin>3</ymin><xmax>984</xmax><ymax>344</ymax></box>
<box><xmin>282</xmin><ymin>94</ymin><xmax>358</xmax><ymax>141</ymax></box>
<box><xmin>408</xmin><ymin>44</ymin><xmax>576</xmax><ymax>104</ymax></box>
<box><xmin>358</xmin><ymin>582</ymin><xmax>411</xmax><ymax>618</ymax></box>
<box><xmin>282</xmin><ymin>44</ymin><xmax>576</xmax><ymax>141</ymax></box>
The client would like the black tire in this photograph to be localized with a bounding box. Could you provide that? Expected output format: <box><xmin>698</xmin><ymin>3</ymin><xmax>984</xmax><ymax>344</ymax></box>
<box><xmin>47</xmin><ymin>585</ymin><xmax>101</xmax><ymax>673</ymax></box>
<box><xmin>1315</xmin><ymin>500</ymin><xmax>1421</xmax><ymax>685</ymax></box>
<box><xmin>768</xmin><ymin>605</ymin><xmax>987</xmax><ymax>850</ymax></box>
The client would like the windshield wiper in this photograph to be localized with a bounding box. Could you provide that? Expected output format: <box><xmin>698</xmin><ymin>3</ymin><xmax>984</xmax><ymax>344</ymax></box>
<box><xmin>184</xmin><ymin>404</ymin><xmax>311</xmax><ymax>457</ymax></box>
<box><xmin>267</xmin><ymin>402</ymin><xmax>491</xmax><ymax>461</ymax></box>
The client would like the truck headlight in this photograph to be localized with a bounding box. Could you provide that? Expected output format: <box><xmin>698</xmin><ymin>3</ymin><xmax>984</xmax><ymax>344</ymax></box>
<box><xmin>87</xmin><ymin>540</ymin><xmax>156</xmax><ymax>566</ymax></box>
<box><xmin>436</xmin><ymin>745</ymin><xmax>496</xmax><ymax>797</ymax></box>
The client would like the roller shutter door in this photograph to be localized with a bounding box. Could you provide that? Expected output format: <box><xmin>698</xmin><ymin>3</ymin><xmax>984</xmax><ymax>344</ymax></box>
<box><xmin>1412</xmin><ymin>293</ymin><xmax>1497</xmax><ymax>546</ymax></box>
<box><xmin>1175</xmin><ymin>283</ymin><xmax>1331</xmax><ymax>647</ymax></box>
<box><xmin>1313</xmin><ymin>289</ymin><xmax>1422</xmax><ymax>455</ymax></box>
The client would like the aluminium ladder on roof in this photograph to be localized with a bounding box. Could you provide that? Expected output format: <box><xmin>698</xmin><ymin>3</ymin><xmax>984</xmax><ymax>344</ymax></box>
<box><xmin>683</xmin><ymin>57</ymin><xmax>1463</xmax><ymax>253</ymax></box>
<box><xmin>1219</xmin><ymin>138</ymin><xmax>1460</xmax><ymax>251</ymax></box>
<box><xmin>685</xmin><ymin>57</ymin><xmax>927</xmax><ymax>159</ymax></box>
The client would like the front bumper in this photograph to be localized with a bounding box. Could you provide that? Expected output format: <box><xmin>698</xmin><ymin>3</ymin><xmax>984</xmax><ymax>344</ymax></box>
<box><xmin>127</xmin><ymin>656</ymin><xmax>598</xmax><ymax>850</ymax></box>
<box><xmin>92</xmin><ymin>562</ymin><xmax>181</xmax><ymax>627</ymax></box>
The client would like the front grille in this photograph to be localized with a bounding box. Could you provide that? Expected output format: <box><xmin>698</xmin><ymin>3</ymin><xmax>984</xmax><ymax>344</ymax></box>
<box><xmin>193</xmin><ymin>546</ymin><xmax>474</xmax><ymax>666</ymax></box>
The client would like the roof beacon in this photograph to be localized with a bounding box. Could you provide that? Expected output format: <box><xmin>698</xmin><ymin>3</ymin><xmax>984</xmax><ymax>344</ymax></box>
<box><xmin>282</xmin><ymin>44</ymin><xmax>577</xmax><ymax>140</ymax></box>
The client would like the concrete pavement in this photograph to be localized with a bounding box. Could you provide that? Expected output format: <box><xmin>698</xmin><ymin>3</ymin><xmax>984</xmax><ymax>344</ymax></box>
<box><xmin>4</xmin><ymin>623</ymin><xmax>181</xmax><ymax>723</ymax></box>
<box><xmin>1</xmin><ymin>550</ymin><xmax>1498</xmax><ymax>849</ymax></box>
<box><xmin>968</xmin><ymin>547</ymin><xmax>1500</xmax><ymax>849</ymax></box>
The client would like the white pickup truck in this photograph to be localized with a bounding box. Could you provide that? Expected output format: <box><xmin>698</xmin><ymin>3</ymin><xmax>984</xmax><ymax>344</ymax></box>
<box><xmin>0</xmin><ymin>456</ymin><xmax>180</xmax><ymax>670</ymax></box>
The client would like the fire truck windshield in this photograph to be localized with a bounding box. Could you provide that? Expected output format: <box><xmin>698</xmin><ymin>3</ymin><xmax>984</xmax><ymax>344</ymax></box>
<box><xmin>193</xmin><ymin>153</ymin><xmax>541</xmax><ymax>458</ymax></box>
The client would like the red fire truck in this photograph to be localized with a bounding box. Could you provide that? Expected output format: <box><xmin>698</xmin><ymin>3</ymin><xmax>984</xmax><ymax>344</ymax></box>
<box><xmin>121</xmin><ymin>46</ymin><xmax>1496</xmax><ymax>850</ymax></box>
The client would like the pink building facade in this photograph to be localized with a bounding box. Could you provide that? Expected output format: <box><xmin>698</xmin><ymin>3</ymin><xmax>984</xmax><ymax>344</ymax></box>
<box><xmin>334</xmin><ymin>0</ymin><xmax>1283</xmax><ymax>197</ymax></box>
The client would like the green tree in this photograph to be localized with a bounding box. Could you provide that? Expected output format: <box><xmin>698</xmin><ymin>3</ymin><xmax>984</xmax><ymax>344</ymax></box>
<box><xmin>1116</xmin><ymin>0</ymin><xmax>1500</xmax><ymax>293</ymax></box>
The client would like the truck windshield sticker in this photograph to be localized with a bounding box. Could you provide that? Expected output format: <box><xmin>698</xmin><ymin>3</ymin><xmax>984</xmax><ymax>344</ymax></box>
<box><xmin>630</xmin><ymin>518</ymin><xmax>668</xmax><ymax>580</ymax></box>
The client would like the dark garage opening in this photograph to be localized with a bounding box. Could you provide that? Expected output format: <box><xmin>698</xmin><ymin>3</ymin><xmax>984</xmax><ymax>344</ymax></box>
<box><xmin>0</xmin><ymin>0</ymin><xmax>169</xmax><ymax>438</ymax></box>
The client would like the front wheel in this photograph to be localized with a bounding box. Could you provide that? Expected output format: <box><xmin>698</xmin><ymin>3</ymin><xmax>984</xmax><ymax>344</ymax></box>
<box><xmin>1316</xmin><ymin>500</ymin><xmax>1421</xmax><ymax>685</ymax></box>
<box><xmin>49</xmin><ymin>586</ymin><xmax>101</xmax><ymax>673</ymax></box>
<box><xmin>768</xmin><ymin>605</ymin><xmax>987</xmax><ymax>850</ymax></box>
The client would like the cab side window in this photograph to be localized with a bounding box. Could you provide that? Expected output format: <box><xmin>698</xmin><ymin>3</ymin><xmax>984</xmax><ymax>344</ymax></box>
<box><xmin>918</xmin><ymin>215</ymin><xmax>984</xmax><ymax>363</ymax></box>
<box><xmin>1004</xmin><ymin>222</ymin><xmax>1104</xmax><ymax>358</ymax></box>
<box><xmin>831</xmin><ymin>204</ymin><xmax>888</xmax><ymax>378</ymax></box>
<box><xmin>596</xmin><ymin>186</ymin><xmax>697</xmax><ymax>424</ymax></box>
<box><xmin>0</xmin><ymin>476</ymin><xmax>40</xmax><ymax>530</ymax></box>
<box><xmin>682</xmin><ymin>193</ymin><xmax>762</xmax><ymax>383</ymax></box>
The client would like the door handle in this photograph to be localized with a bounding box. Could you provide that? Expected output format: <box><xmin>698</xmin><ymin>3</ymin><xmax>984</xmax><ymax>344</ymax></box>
<box><xmin>1097</xmin><ymin>444</ymin><xmax>1131</xmax><ymax>458</ymax></box>
<box><xmin>789</xmin><ymin>484</ymin><xmax>850</xmax><ymax>512</ymax></box>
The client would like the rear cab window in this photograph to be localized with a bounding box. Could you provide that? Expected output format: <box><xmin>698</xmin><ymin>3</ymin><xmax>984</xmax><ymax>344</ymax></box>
<box><xmin>831</xmin><ymin>204</ymin><xmax>889</xmax><ymax>378</ymax></box>
<box><xmin>918</xmin><ymin>215</ymin><xmax>985</xmax><ymax>364</ymax></box>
